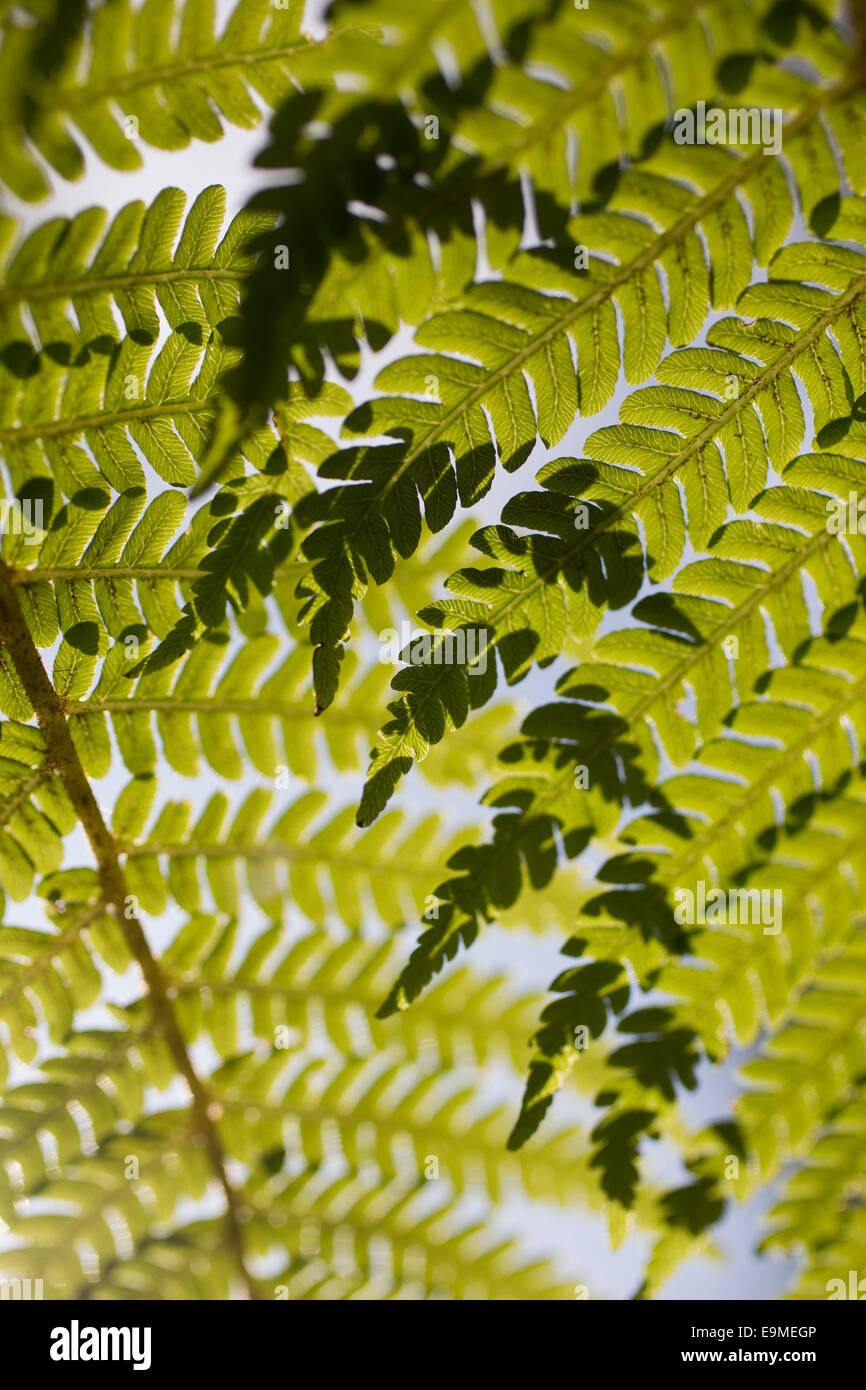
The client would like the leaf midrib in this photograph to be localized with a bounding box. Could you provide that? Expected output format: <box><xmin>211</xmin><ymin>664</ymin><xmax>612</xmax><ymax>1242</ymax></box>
<box><xmin>71</xmin><ymin>695</ymin><xmax>375</xmax><ymax>725</ymax></box>
<box><xmin>37</xmin><ymin>39</ymin><xmax>318</xmax><ymax>111</ymax></box>
<box><xmin>0</xmin><ymin>264</ymin><xmax>241</xmax><ymax>307</ymax></box>
<box><xmin>122</xmin><ymin>838</ymin><xmax>448</xmax><ymax>878</ymax></box>
<box><xmin>171</xmin><ymin>969</ymin><xmax>534</xmax><ymax>1056</ymax></box>
<box><xmin>11</xmin><ymin>567</ymin><xmax>203</xmax><ymax>583</ymax></box>
<box><xmin>0</xmin><ymin>395</ymin><xmax>210</xmax><ymax>443</ymax></box>
<box><xmin>0</xmin><ymin>759</ymin><xmax>52</xmax><ymax>826</ymax></box>
<box><xmin>218</xmin><ymin>1090</ymin><xmax>583</xmax><ymax>1181</ymax></box>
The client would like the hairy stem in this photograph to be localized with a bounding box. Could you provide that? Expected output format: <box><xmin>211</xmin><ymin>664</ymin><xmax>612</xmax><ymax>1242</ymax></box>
<box><xmin>0</xmin><ymin>559</ymin><xmax>259</xmax><ymax>1300</ymax></box>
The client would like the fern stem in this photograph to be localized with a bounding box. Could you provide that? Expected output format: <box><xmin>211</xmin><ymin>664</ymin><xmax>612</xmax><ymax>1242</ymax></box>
<box><xmin>0</xmin><ymin>559</ymin><xmax>260</xmax><ymax>1301</ymax></box>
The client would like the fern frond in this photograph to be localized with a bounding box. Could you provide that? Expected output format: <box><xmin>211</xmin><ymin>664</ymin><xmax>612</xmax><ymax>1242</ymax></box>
<box><xmin>162</xmin><ymin>918</ymin><xmax>540</xmax><ymax>1070</ymax></box>
<box><xmin>783</xmin><ymin>1210</ymin><xmax>866</xmax><ymax>1300</ymax></box>
<box><xmin>121</xmin><ymin>789</ymin><xmax>476</xmax><ymax>927</ymax></box>
<box><xmin>287</xmin><ymin>90</ymin><xmax>866</xmax><ymax>717</ymax></box>
<box><xmin>736</xmin><ymin>926</ymin><xmax>866</xmax><ymax>1182</ymax></box>
<box><xmin>205</xmin><ymin>0</ymin><xmax>848</xmax><ymax>468</ymax></box>
<box><xmin>0</xmin><ymin>0</ymin><xmax>88</xmax><ymax>201</ymax></box>
<box><xmin>0</xmin><ymin>184</ymin><xmax>352</xmax><ymax>559</ymax></box>
<box><xmin>377</xmin><ymin>610</ymin><xmax>866</xmax><ymax>1135</ymax></box>
<box><xmin>204</xmin><ymin>1048</ymin><xmax>599</xmax><ymax>1206</ymax></box>
<box><xmin>51</xmin><ymin>1177</ymin><xmax>578</xmax><ymax>1300</ymax></box>
<box><xmin>0</xmin><ymin>907</ymin><xmax>133</xmax><ymax>1091</ymax></box>
<box><xmin>245</xmin><ymin>1182</ymin><xmax>577</xmax><ymax>1300</ymax></box>
<box><xmin>762</xmin><ymin>1095</ymin><xmax>866</xmax><ymax>1279</ymax></box>
<box><xmin>4</xmin><ymin>0</ymin><xmax>866</xmax><ymax>1305</ymax></box>
<box><xmin>266</xmin><ymin>0</ymin><xmax>814</xmax><ymax>374</ymax></box>
<box><xmin>0</xmin><ymin>1025</ymin><xmax>172</xmax><ymax>1199</ymax></box>
<box><xmin>0</xmin><ymin>0</ymin><xmax>337</xmax><ymax>201</ymax></box>
<box><xmin>507</xmin><ymin>627</ymin><xmax>866</xmax><ymax>1178</ymax></box>
<box><xmin>661</xmin><ymin>922</ymin><xmax>866</xmax><ymax>1294</ymax></box>
<box><xmin>0</xmin><ymin>1059</ymin><xmax>452</xmax><ymax>1300</ymax></box>
<box><xmin>52</xmin><ymin>620</ymin><xmax>515</xmax><ymax>794</ymax></box>
<box><xmin>0</xmin><ymin>560</ymin><xmax>261</xmax><ymax>1294</ymax></box>
<box><xmin>0</xmin><ymin>961</ymin><xmax>599</xmax><ymax>1298</ymax></box>
<box><xmin>545</xmin><ymin>785</ymin><xmax>866</xmax><ymax>1216</ymax></box>
<box><xmin>358</xmin><ymin>221</ymin><xmax>866</xmax><ymax>819</ymax></box>
<box><xmin>0</xmin><ymin>1138</ymin><xmax>211</xmax><ymax>1294</ymax></box>
<box><xmin>0</xmin><ymin>184</ymin><xmax>271</xmax><ymax>347</ymax></box>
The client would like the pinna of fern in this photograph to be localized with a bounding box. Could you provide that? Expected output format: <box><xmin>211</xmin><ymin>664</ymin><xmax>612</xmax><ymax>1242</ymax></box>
<box><xmin>358</xmin><ymin>207</ymin><xmax>866</xmax><ymax>824</ymax></box>
<box><xmin>199</xmin><ymin>0</ymin><xmax>862</xmax><ymax>714</ymax></box>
